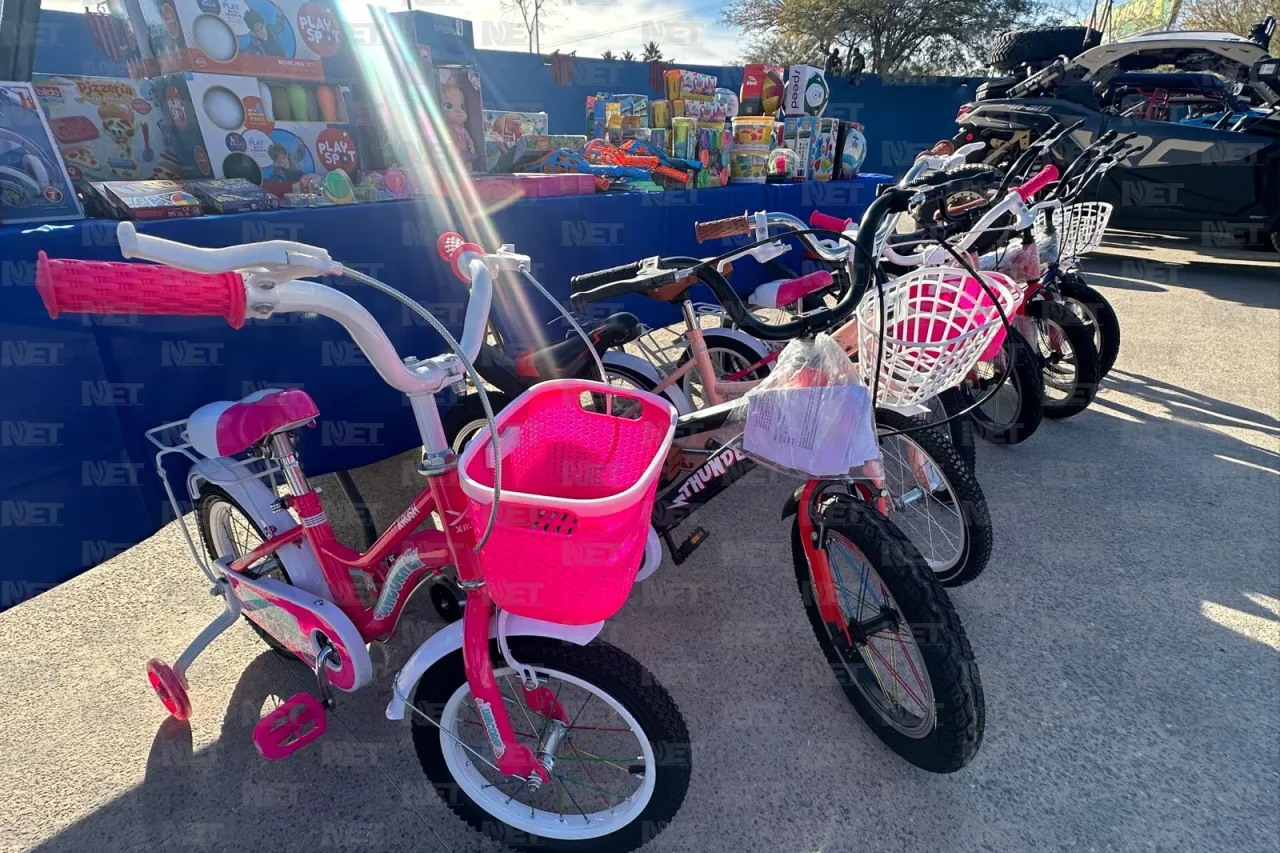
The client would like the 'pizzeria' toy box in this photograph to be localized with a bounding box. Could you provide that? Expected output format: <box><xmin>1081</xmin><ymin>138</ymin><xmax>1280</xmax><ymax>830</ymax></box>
<box><xmin>33</xmin><ymin>74</ymin><xmax>194</xmax><ymax>185</ymax></box>
<box><xmin>139</xmin><ymin>0</ymin><xmax>354</xmax><ymax>81</ymax></box>
<box><xmin>159</xmin><ymin>72</ymin><xmax>364</xmax><ymax>196</ymax></box>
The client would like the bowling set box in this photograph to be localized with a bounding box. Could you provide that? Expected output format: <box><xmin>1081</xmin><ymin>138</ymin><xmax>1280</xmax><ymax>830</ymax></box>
<box><xmin>127</xmin><ymin>0</ymin><xmax>355</xmax><ymax>82</ymax></box>
<box><xmin>158</xmin><ymin>71</ymin><xmax>367</xmax><ymax>197</ymax></box>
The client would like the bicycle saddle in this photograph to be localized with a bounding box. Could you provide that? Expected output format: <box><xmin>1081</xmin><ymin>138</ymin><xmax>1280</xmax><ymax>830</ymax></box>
<box><xmin>515</xmin><ymin>312</ymin><xmax>642</xmax><ymax>380</ymax></box>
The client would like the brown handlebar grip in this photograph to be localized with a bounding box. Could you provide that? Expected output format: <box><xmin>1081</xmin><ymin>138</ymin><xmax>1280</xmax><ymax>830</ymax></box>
<box><xmin>694</xmin><ymin>214</ymin><xmax>750</xmax><ymax>243</ymax></box>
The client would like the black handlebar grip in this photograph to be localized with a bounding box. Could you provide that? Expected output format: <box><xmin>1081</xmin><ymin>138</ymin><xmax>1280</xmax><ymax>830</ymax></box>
<box><xmin>569</xmin><ymin>259</ymin><xmax>644</xmax><ymax>293</ymax></box>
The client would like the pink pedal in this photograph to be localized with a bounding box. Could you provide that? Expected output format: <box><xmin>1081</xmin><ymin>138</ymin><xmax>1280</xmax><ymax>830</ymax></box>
<box><xmin>146</xmin><ymin>658</ymin><xmax>191</xmax><ymax>721</ymax></box>
<box><xmin>252</xmin><ymin>693</ymin><xmax>328</xmax><ymax>760</ymax></box>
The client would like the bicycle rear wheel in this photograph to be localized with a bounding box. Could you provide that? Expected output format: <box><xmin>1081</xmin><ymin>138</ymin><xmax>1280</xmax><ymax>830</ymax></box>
<box><xmin>791</xmin><ymin>497</ymin><xmax>984</xmax><ymax>772</ymax></box>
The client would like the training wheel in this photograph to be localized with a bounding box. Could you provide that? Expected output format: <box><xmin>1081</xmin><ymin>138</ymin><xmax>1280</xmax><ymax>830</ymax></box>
<box><xmin>146</xmin><ymin>658</ymin><xmax>191</xmax><ymax>721</ymax></box>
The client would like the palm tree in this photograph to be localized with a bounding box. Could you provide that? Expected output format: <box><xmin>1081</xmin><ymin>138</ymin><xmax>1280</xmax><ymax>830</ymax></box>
<box><xmin>621</xmin><ymin>50</ymin><xmax>636</xmax><ymax>61</ymax></box>
<box><xmin>601</xmin><ymin>50</ymin><xmax>616</xmax><ymax>60</ymax></box>
<box><xmin>641</xmin><ymin>41</ymin><xmax>663</xmax><ymax>61</ymax></box>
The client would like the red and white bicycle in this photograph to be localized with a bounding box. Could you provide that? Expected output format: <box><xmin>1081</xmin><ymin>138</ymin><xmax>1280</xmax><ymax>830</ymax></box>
<box><xmin>36</xmin><ymin>223</ymin><xmax>689</xmax><ymax>853</ymax></box>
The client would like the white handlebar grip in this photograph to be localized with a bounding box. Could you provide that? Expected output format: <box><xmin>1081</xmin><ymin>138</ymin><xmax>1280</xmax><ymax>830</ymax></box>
<box><xmin>116</xmin><ymin>221</ymin><xmax>139</xmax><ymax>260</ymax></box>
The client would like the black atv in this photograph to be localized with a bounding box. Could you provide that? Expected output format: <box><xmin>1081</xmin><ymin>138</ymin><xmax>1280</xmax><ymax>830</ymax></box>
<box><xmin>956</xmin><ymin>20</ymin><xmax>1280</xmax><ymax>251</ymax></box>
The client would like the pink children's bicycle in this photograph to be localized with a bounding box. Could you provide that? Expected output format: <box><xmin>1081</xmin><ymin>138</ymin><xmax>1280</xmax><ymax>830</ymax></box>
<box><xmin>36</xmin><ymin>223</ymin><xmax>690</xmax><ymax>853</ymax></box>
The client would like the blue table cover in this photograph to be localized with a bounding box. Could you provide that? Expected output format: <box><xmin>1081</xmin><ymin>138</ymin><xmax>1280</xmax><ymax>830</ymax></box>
<box><xmin>0</xmin><ymin>176</ymin><xmax>888</xmax><ymax>607</ymax></box>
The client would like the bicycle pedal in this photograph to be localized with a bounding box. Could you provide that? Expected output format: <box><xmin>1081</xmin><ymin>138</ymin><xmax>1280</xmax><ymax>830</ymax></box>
<box><xmin>253</xmin><ymin>693</ymin><xmax>327</xmax><ymax>760</ymax></box>
<box><xmin>671</xmin><ymin>527</ymin><xmax>709</xmax><ymax>565</ymax></box>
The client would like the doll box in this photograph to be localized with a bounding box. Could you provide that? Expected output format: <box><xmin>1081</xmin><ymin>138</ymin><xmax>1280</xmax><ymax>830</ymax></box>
<box><xmin>0</xmin><ymin>82</ymin><xmax>84</xmax><ymax>224</ymax></box>
<box><xmin>436</xmin><ymin>65</ymin><xmax>486</xmax><ymax>173</ymax></box>
<box><xmin>32</xmin><ymin>74</ymin><xmax>196</xmax><ymax>185</ymax></box>
<box><xmin>143</xmin><ymin>0</ymin><xmax>354</xmax><ymax>82</ymax></box>
<box><xmin>160</xmin><ymin>72</ymin><xmax>363</xmax><ymax>195</ymax></box>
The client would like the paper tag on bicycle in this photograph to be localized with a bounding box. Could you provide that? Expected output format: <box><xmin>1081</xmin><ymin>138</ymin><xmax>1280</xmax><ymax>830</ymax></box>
<box><xmin>743</xmin><ymin>384</ymin><xmax>878</xmax><ymax>477</ymax></box>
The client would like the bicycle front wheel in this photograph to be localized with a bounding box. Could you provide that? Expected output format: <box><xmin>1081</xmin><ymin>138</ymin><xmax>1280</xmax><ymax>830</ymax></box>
<box><xmin>875</xmin><ymin>409</ymin><xmax>992</xmax><ymax>586</ymax></box>
<box><xmin>791</xmin><ymin>498</ymin><xmax>984</xmax><ymax>772</ymax></box>
<box><xmin>411</xmin><ymin>637</ymin><xmax>691</xmax><ymax>852</ymax></box>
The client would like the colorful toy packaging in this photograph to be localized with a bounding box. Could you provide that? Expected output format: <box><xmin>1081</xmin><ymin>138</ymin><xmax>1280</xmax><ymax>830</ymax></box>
<box><xmin>159</xmin><ymin>72</ymin><xmax>363</xmax><ymax>196</ymax></box>
<box><xmin>436</xmin><ymin>65</ymin><xmax>486</xmax><ymax>172</ymax></box>
<box><xmin>739</xmin><ymin>64</ymin><xmax>784</xmax><ymax>116</ymax></box>
<box><xmin>812</xmin><ymin>117</ymin><xmax>839</xmax><ymax>181</ymax></box>
<box><xmin>664</xmin><ymin>69</ymin><xmax>716</xmax><ymax>102</ymax></box>
<box><xmin>33</xmin><ymin>74</ymin><xmax>193</xmax><ymax>185</ymax></box>
<box><xmin>186</xmin><ymin>176</ymin><xmax>280</xmax><ymax>212</ymax></box>
<box><xmin>482</xmin><ymin>109</ymin><xmax>548</xmax><ymax>172</ymax></box>
<box><xmin>82</xmin><ymin>179</ymin><xmax>203</xmax><ymax>220</ymax></box>
<box><xmin>0</xmin><ymin>82</ymin><xmax>83</xmax><ymax>224</ymax></box>
<box><xmin>835</xmin><ymin>121</ymin><xmax>867</xmax><ymax>179</ymax></box>
<box><xmin>782</xmin><ymin>116</ymin><xmax>818</xmax><ymax>179</ymax></box>
<box><xmin>588</xmin><ymin>94</ymin><xmax>649</xmax><ymax>141</ymax></box>
<box><xmin>139</xmin><ymin>0</ymin><xmax>353</xmax><ymax>81</ymax></box>
<box><xmin>784</xmin><ymin>65</ymin><xmax>829</xmax><ymax>117</ymax></box>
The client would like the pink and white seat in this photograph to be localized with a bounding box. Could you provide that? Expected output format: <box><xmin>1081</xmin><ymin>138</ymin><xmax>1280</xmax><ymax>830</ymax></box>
<box><xmin>747</xmin><ymin>270</ymin><xmax>834</xmax><ymax>310</ymax></box>
<box><xmin>187</xmin><ymin>388</ymin><xmax>319</xmax><ymax>458</ymax></box>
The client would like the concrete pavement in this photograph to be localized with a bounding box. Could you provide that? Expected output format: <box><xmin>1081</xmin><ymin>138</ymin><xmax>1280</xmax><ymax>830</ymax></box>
<box><xmin>2</xmin><ymin>240</ymin><xmax>1277</xmax><ymax>853</ymax></box>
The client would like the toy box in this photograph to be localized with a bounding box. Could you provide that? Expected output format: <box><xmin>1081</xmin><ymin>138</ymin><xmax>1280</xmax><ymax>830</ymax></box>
<box><xmin>84</xmin><ymin>179</ymin><xmax>203</xmax><ymax>220</ymax></box>
<box><xmin>142</xmin><ymin>0</ymin><xmax>354</xmax><ymax>81</ymax></box>
<box><xmin>739</xmin><ymin>64</ymin><xmax>783</xmax><ymax>116</ymax></box>
<box><xmin>812</xmin><ymin>117</ymin><xmax>839</xmax><ymax>181</ymax></box>
<box><xmin>392</xmin><ymin>9</ymin><xmax>474</xmax><ymax>65</ymax></box>
<box><xmin>33</xmin><ymin>74</ymin><xmax>195</xmax><ymax>186</ymax></box>
<box><xmin>784</xmin><ymin>65</ymin><xmax>829</xmax><ymax>117</ymax></box>
<box><xmin>664</xmin><ymin>69</ymin><xmax>716</xmax><ymax>102</ymax></box>
<box><xmin>782</xmin><ymin>116</ymin><xmax>818</xmax><ymax>179</ymax></box>
<box><xmin>159</xmin><ymin>72</ymin><xmax>363</xmax><ymax>196</ymax></box>
<box><xmin>482</xmin><ymin>109</ymin><xmax>548</xmax><ymax>172</ymax></box>
<box><xmin>436</xmin><ymin>65</ymin><xmax>485</xmax><ymax>172</ymax></box>
<box><xmin>186</xmin><ymin>176</ymin><xmax>280</xmax><ymax>211</ymax></box>
<box><xmin>0</xmin><ymin>82</ymin><xmax>83</xmax><ymax>225</ymax></box>
<box><xmin>110</xmin><ymin>0</ymin><xmax>163</xmax><ymax>79</ymax></box>
<box><xmin>588</xmin><ymin>94</ymin><xmax>649</xmax><ymax>141</ymax></box>
<box><xmin>835</xmin><ymin>121</ymin><xmax>867</xmax><ymax>179</ymax></box>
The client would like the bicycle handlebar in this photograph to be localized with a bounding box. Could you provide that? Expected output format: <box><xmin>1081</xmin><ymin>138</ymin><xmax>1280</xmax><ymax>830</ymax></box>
<box><xmin>37</xmin><ymin>253</ymin><xmax>248</xmax><ymax>327</ymax></box>
<box><xmin>1015</xmin><ymin>163</ymin><xmax>1059</xmax><ymax>201</ymax></box>
<box><xmin>694</xmin><ymin>214</ymin><xmax>752</xmax><ymax>243</ymax></box>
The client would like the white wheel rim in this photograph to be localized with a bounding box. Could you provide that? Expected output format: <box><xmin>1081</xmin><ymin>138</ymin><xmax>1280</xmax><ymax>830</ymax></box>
<box><xmin>206</xmin><ymin>499</ymin><xmax>284</xmax><ymax>580</ymax></box>
<box><xmin>439</xmin><ymin>665</ymin><xmax>657</xmax><ymax>840</ymax></box>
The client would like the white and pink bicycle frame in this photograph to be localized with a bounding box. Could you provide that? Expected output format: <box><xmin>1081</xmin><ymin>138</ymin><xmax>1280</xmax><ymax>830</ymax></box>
<box><xmin>38</xmin><ymin>222</ymin><xmax>612</xmax><ymax>780</ymax></box>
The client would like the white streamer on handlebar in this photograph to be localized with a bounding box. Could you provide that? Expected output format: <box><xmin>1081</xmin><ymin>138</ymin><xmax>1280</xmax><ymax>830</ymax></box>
<box><xmin>339</xmin><ymin>266</ymin><xmax>502</xmax><ymax>551</ymax></box>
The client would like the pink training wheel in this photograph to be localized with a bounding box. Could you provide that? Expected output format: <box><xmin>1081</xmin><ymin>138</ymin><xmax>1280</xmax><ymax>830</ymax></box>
<box><xmin>436</xmin><ymin>232</ymin><xmax>485</xmax><ymax>283</ymax></box>
<box><xmin>146</xmin><ymin>658</ymin><xmax>191</xmax><ymax>721</ymax></box>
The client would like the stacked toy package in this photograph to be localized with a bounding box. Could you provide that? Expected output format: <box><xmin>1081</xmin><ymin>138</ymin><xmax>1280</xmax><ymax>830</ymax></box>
<box><xmin>158</xmin><ymin>72</ymin><xmax>364</xmax><ymax>199</ymax></box>
<box><xmin>138</xmin><ymin>0</ymin><xmax>355</xmax><ymax>81</ymax></box>
<box><xmin>483</xmin><ymin>109</ymin><xmax>549</xmax><ymax>172</ymax></box>
<box><xmin>0</xmin><ymin>82</ymin><xmax>83</xmax><ymax>224</ymax></box>
<box><xmin>33</xmin><ymin>74</ymin><xmax>191</xmax><ymax>184</ymax></box>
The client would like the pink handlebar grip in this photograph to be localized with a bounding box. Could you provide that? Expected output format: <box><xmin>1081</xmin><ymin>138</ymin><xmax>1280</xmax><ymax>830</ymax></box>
<box><xmin>1015</xmin><ymin>164</ymin><xmax>1060</xmax><ymax>202</ymax></box>
<box><xmin>36</xmin><ymin>253</ymin><xmax>246</xmax><ymax>328</ymax></box>
<box><xmin>809</xmin><ymin>210</ymin><xmax>853</xmax><ymax>232</ymax></box>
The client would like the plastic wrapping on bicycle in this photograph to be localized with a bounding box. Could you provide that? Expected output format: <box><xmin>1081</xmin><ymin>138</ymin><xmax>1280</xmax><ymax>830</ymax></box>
<box><xmin>693</xmin><ymin>213</ymin><xmax>751</xmax><ymax>243</ymax></box>
<box><xmin>35</xmin><ymin>252</ymin><xmax>247</xmax><ymax>328</ymax></box>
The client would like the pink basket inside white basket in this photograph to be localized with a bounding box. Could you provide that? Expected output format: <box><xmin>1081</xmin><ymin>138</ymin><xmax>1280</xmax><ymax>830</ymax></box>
<box><xmin>855</xmin><ymin>268</ymin><xmax>1023</xmax><ymax>408</ymax></box>
<box><xmin>458</xmin><ymin>379</ymin><xmax>677</xmax><ymax>624</ymax></box>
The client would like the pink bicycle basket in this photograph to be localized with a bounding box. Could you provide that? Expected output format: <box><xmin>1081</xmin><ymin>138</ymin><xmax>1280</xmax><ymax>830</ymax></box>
<box><xmin>458</xmin><ymin>379</ymin><xmax>677</xmax><ymax>624</ymax></box>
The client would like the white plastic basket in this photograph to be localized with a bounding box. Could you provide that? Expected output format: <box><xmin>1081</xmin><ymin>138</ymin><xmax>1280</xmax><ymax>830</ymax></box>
<box><xmin>1035</xmin><ymin>201</ymin><xmax>1113</xmax><ymax>261</ymax></box>
<box><xmin>855</xmin><ymin>267</ymin><xmax>1023</xmax><ymax>408</ymax></box>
